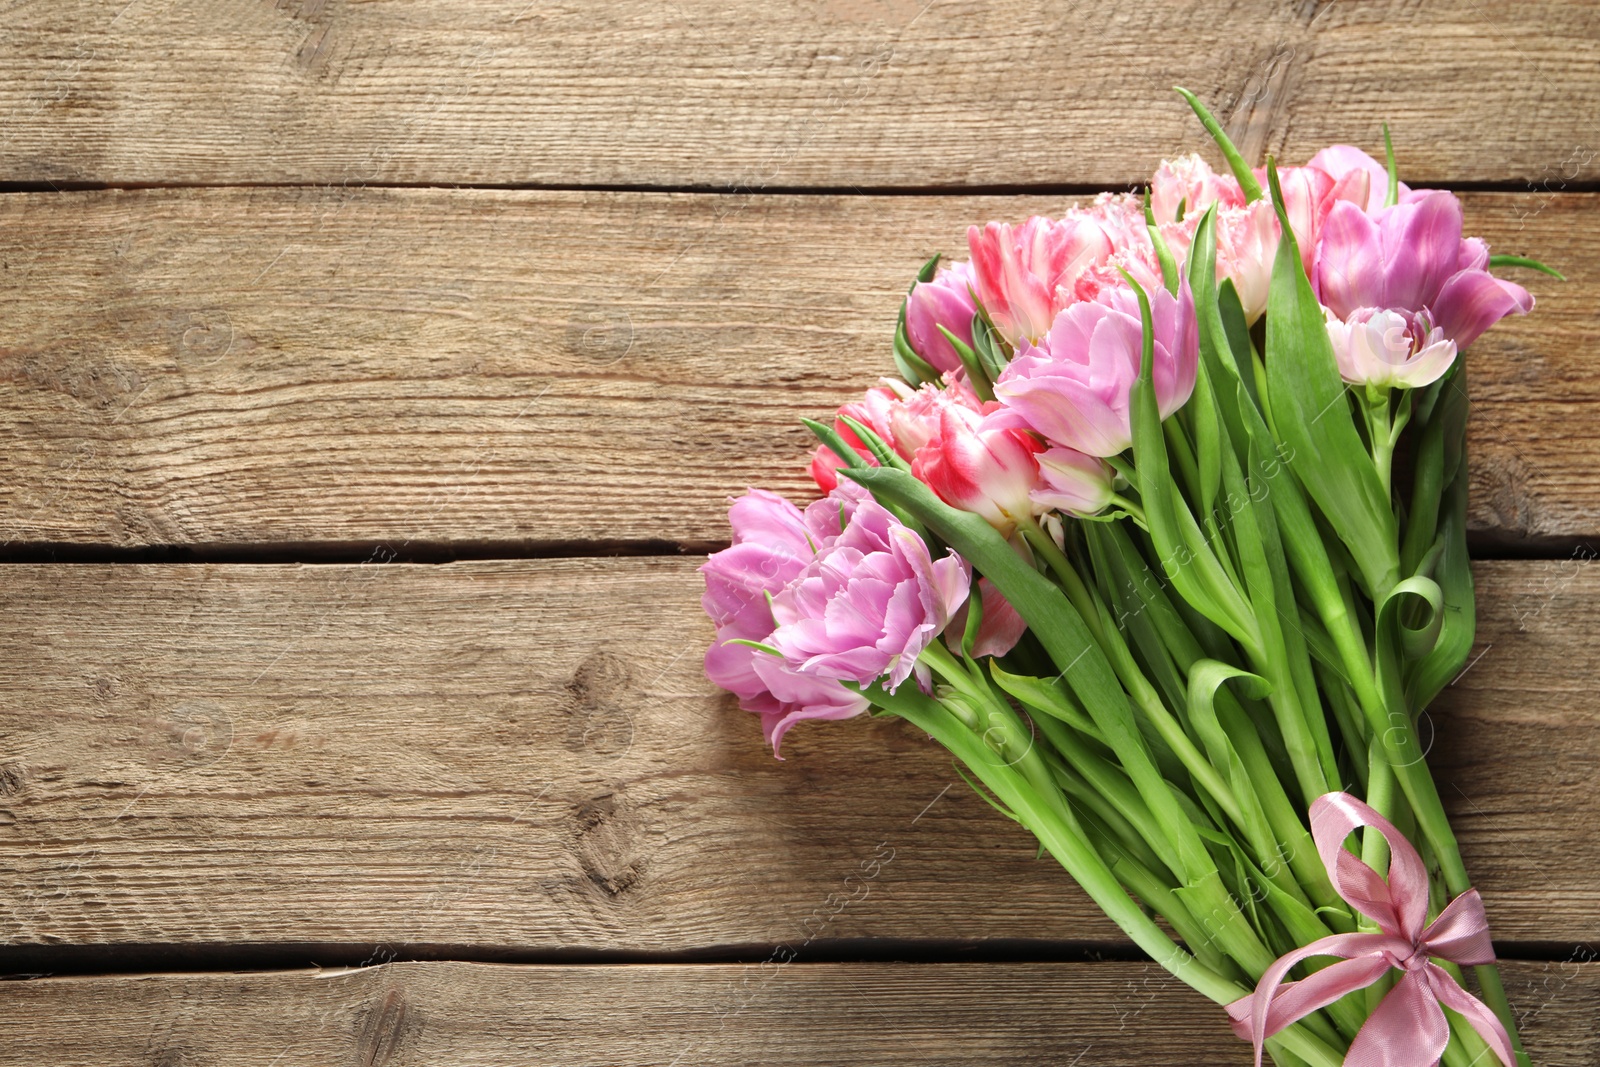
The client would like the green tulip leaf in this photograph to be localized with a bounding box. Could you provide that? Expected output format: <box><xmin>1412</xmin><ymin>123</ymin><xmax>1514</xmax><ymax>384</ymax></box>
<box><xmin>1262</xmin><ymin>161</ymin><xmax>1401</xmax><ymax>598</ymax></box>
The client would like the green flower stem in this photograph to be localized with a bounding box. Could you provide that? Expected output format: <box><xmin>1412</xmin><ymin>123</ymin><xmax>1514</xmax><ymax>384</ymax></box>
<box><xmin>1044</xmin><ymin>749</ymin><xmax>1176</xmax><ymax>884</ymax></box>
<box><xmin>1071</xmin><ymin>802</ymin><xmax>1239</xmax><ymax>979</ymax></box>
<box><xmin>1110</xmin><ymin>495</ymin><xmax>1150</xmax><ymax>529</ymax></box>
<box><xmin>928</xmin><ymin>629</ymin><xmax>1281</xmax><ymax>990</ymax></box>
<box><xmin>865</xmin><ymin>681</ymin><xmax>1347</xmax><ymax>1067</ymax></box>
<box><xmin>1437</xmin><ymin>961</ymin><xmax>1499</xmax><ymax>1067</ymax></box>
<box><xmin>1361</xmin><ymin>746</ymin><xmax>1397</xmax><ymax>1020</ymax></box>
<box><xmin>1164</xmin><ymin>415</ymin><xmax>1205</xmax><ymax>507</ymax></box>
<box><xmin>1087</xmin><ymin>585</ymin><xmax>1249</xmax><ymax>827</ymax></box>
<box><xmin>873</xmin><ymin>681</ymin><xmax>1228</xmax><ymax>988</ymax></box>
<box><xmin>1014</xmin><ymin>514</ymin><xmax>1103</xmax><ymax>637</ymax></box>
<box><xmin>1040</xmin><ymin>689</ymin><xmax>1362</xmax><ymax>1045</ymax></box>
<box><xmin>1016</xmin><ymin>516</ymin><xmax>1256</xmax><ymax>836</ymax></box>
<box><xmin>1031</xmin><ymin>711</ymin><xmax>1186</xmax><ymax>882</ymax></box>
<box><xmin>848</xmin><ymin>467</ymin><xmax>1336</xmax><ymax>1058</ymax></box>
<box><xmin>1363</xmin><ymin>389</ymin><xmax>1398</xmax><ymax>500</ymax></box>
<box><xmin>918</xmin><ymin>642</ymin><xmax>1075</xmax><ymax>825</ymax></box>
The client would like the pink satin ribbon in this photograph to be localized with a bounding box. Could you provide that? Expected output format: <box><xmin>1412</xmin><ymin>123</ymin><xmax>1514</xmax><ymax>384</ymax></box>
<box><xmin>1226</xmin><ymin>792</ymin><xmax>1515</xmax><ymax>1067</ymax></box>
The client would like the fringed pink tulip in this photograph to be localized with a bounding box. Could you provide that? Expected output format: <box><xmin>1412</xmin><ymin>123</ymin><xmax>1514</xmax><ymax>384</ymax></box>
<box><xmin>1325</xmin><ymin>308</ymin><xmax>1458</xmax><ymax>390</ymax></box>
<box><xmin>887</xmin><ymin>377</ymin><xmax>986</xmax><ymax>460</ymax></box>
<box><xmin>1205</xmin><ymin>164</ymin><xmax>1364</xmax><ymax>323</ymax></box>
<box><xmin>1316</xmin><ymin>190</ymin><xmax>1532</xmax><ymax>348</ymax></box>
<box><xmin>1150</xmin><ymin>154</ymin><xmax>1245</xmax><ymax>225</ymax></box>
<box><xmin>701</xmin><ymin>487</ymin><xmax>872</xmax><ymax>755</ymax></box>
<box><xmin>1031</xmin><ymin>446</ymin><xmax>1115</xmax><ymax>517</ymax></box>
<box><xmin>994</xmin><ymin>279</ymin><xmax>1199</xmax><ymax>457</ymax></box>
<box><xmin>806</xmin><ymin>382</ymin><xmax>909</xmax><ymax>491</ymax></box>
<box><xmin>967</xmin><ymin>215</ymin><xmax>1117</xmax><ymax>345</ymax></box>
<box><xmin>809</xmin><ymin>378</ymin><xmax>990</xmax><ymax>491</ymax></box>
<box><xmin>808</xmin><ymin>445</ymin><xmax>853</xmax><ymax>493</ymax></box>
<box><xmin>768</xmin><ymin>498</ymin><xmax>970</xmax><ymax>692</ymax></box>
<box><xmin>1215</xmin><ymin>200</ymin><xmax>1281</xmax><ymax>323</ymax></box>
<box><xmin>945</xmin><ymin>577</ymin><xmax>1028</xmax><ymax>659</ymax></box>
<box><xmin>905</xmin><ymin>261</ymin><xmax>979</xmax><ymax>375</ymax></box>
<box><xmin>910</xmin><ymin>404</ymin><xmax>1044</xmax><ymax>536</ymax></box>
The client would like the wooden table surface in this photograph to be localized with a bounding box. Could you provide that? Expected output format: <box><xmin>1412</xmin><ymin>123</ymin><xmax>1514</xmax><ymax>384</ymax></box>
<box><xmin>3</xmin><ymin>3</ymin><xmax>1598</xmax><ymax>1064</ymax></box>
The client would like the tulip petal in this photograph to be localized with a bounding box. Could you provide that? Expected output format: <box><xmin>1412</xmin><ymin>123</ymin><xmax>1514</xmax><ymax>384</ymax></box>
<box><xmin>945</xmin><ymin>578</ymin><xmax>1027</xmax><ymax>659</ymax></box>
<box><xmin>1380</xmin><ymin>191</ymin><xmax>1463</xmax><ymax>312</ymax></box>
<box><xmin>1307</xmin><ymin>144</ymin><xmax>1405</xmax><ymax>210</ymax></box>
<box><xmin>1316</xmin><ymin>200</ymin><xmax>1385</xmax><ymax>316</ymax></box>
<box><xmin>1432</xmin><ymin>268</ymin><xmax>1534</xmax><ymax>348</ymax></box>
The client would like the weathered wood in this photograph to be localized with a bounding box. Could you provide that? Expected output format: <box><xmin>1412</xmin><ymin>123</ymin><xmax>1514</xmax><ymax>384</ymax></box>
<box><xmin>0</xmin><ymin>188</ymin><xmax>1587</xmax><ymax>548</ymax></box>
<box><xmin>2</xmin><ymin>2</ymin><xmax>1597</xmax><ymax>188</ymax></box>
<box><xmin>0</xmin><ymin>959</ymin><xmax>1594</xmax><ymax>1067</ymax></box>
<box><xmin>0</xmin><ymin>558</ymin><xmax>1593</xmax><ymax>951</ymax></box>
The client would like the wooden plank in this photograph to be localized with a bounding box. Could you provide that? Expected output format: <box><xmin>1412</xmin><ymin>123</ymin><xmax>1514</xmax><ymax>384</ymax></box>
<box><xmin>2</xmin><ymin>2</ymin><xmax>1597</xmax><ymax>187</ymax></box>
<box><xmin>0</xmin><ymin>559</ymin><xmax>1593</xmax><ymax>951</ymax></box>
<box><xmin>0</xmin><ymin>188</ymin><xmax>1588</xmax><ymax>549</ymax></box>
<box><xmin>0</xmin><ymin>960</ymin><xmax>1594</xmax><ymax>1066</ymax></box>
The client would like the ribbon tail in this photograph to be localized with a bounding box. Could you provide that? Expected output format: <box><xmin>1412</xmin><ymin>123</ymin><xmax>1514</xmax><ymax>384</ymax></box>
<box><xmin>1226</xmin><ymin>954</ymin><xmax>1393</xmax><ymax>1041</ymax></box>
<box><xmin>1346</xmin><ymin>969</ymin><xmax>1451</xmax><ymax>1067</ymax></box>
<box><xmin>1426</xmin><ymin>962</ymin><xmax>1518</xmax><ymax>1067</ymax></box>
<box><xmin>1227</xmin><ymin>933</ymin><xmax>1404</xmax><ymax>1067</ymax></box>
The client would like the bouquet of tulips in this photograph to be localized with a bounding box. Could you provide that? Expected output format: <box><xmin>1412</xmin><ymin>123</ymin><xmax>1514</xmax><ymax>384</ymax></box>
<box><xmin>700</xmin><ymin>92</ymin><xmax>1556</xmax><ymax>1067</ymax></box>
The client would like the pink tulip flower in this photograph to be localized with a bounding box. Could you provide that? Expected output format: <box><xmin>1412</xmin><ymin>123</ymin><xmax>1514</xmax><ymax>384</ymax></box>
<box><xmin>1306</xmin><ymin>145</ymin><xmax>1407</xmax><ymax>214</ymax></box>
<box><xmin>1198</xmin><ymin>163</ymin><xmax>1363</xmax><ymax>323</ymax></box>
<box><xmin>1031</xmin><ymin>446</ymin><xmax>1115</xmax><ymax>517</ymax></box>
<box><xmin>768</xmin><ymin>498</ymin><xmax>970</xmax><ymax>692</ymax></box>
<box><xmin>809</xmin><ymin>378</ymin><xmax>990</xmax><ymax>492</ymax></box>
<box><xmin>994</xmin><ymin>278</ymin><xmax>1199</xmax><ymax>457</ymax></box>
<box><xmin>1150</xmin><ymin>154</ymin><xmax>1245</xmax><ymax>226</ymax></box>
<box><xmin>910</xmin><ymin>404</ymin><xmax>1044</xmax><ymax>536</ymax></box>
<box><xmin>1316</xmin><ymin>191</ymin><xmax>1533</xmax><ymax>348</ymax></box>
<box><xmin>808</xmin><ymin>445</ymin><xmax>854</xmax><ymax>493</ymax></box>
<box><xmin>1434</xmin><ymin>234</ymin><xmax>1539</xmax><ymax>350</ymax></box>
<box><xmin>701</xmin><ymin>487</ymin><xmax>872</xmax><ymax>755</ymax></box>
<box><xmin>967</xmin><ymin>215</ymin><xmax>1118</xmax><ymax>345</ymax></box>
<box><xmin>1325</xmin><ymin>307</ymin><xmax>1458</xmax><ymax>390</ymax></box>
<box><xmin>1215</xmin><ymin>199</ymin><xmax>1281</xmax><ymax>323</ymax></box>
<box><xmin>887</xmin><ymin>377</ymin><xmax>986</xmax><ymax>460</ymax></box>
<box><xmin>905</xmin><ymin>260</ymin><xmax>979</xmax><ymax>375</ymax></box>
<box><xmin>1087</xmin><ymin>192</ymin><xmax>1162</xmax><ymax>256</ymax></box>
<box><xmin>945</xmin><ymin>577</ymin><xmax>1028</xmax><ymax>659</ymax></box>
<box><xmin>806</xmin><ymin>382</ymin><xmax>905</xmax><ymax>491</ymax></box>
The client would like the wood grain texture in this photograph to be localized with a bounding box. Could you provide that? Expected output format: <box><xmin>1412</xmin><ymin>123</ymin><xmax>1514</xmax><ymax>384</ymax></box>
<box><xmin>0</xmin><ymin>558</ymin><xmax>1594</xmax><ymax>951</ymax></box>
<box><xmin>0</xmin><ymin>960</ymin><xmax>1595</xmax><ymax>1067</ymax></box>
<box><xmin>2</xmin><ymin>1</ymin><xmax>1598</xmax><ymax>187</ymax></box>
<box><xmin>0</xmin><ymin>188</ymin><xmax>1588</xmax><ymax>549</ymax></box>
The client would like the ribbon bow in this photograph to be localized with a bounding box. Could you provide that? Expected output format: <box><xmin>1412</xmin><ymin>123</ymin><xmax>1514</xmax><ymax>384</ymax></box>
<box><xmin>1227</xmin><ymin>792</ymin><xmax>1514</xmax><ymax>1067</ymax></box>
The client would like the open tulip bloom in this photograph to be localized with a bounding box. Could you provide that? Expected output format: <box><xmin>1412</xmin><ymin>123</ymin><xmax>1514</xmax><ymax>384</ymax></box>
<box><xmin>701</xmin><ymin>92</ymin><xmax>1558</xmax><ymax>1067</ymax></box>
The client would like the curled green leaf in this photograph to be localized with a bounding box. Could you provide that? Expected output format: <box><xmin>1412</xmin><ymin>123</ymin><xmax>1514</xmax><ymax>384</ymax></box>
<box><xmin>1173</xmin><ymin>86</ymin><xmax>1264</xmax><ymax>202</ymax></box>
